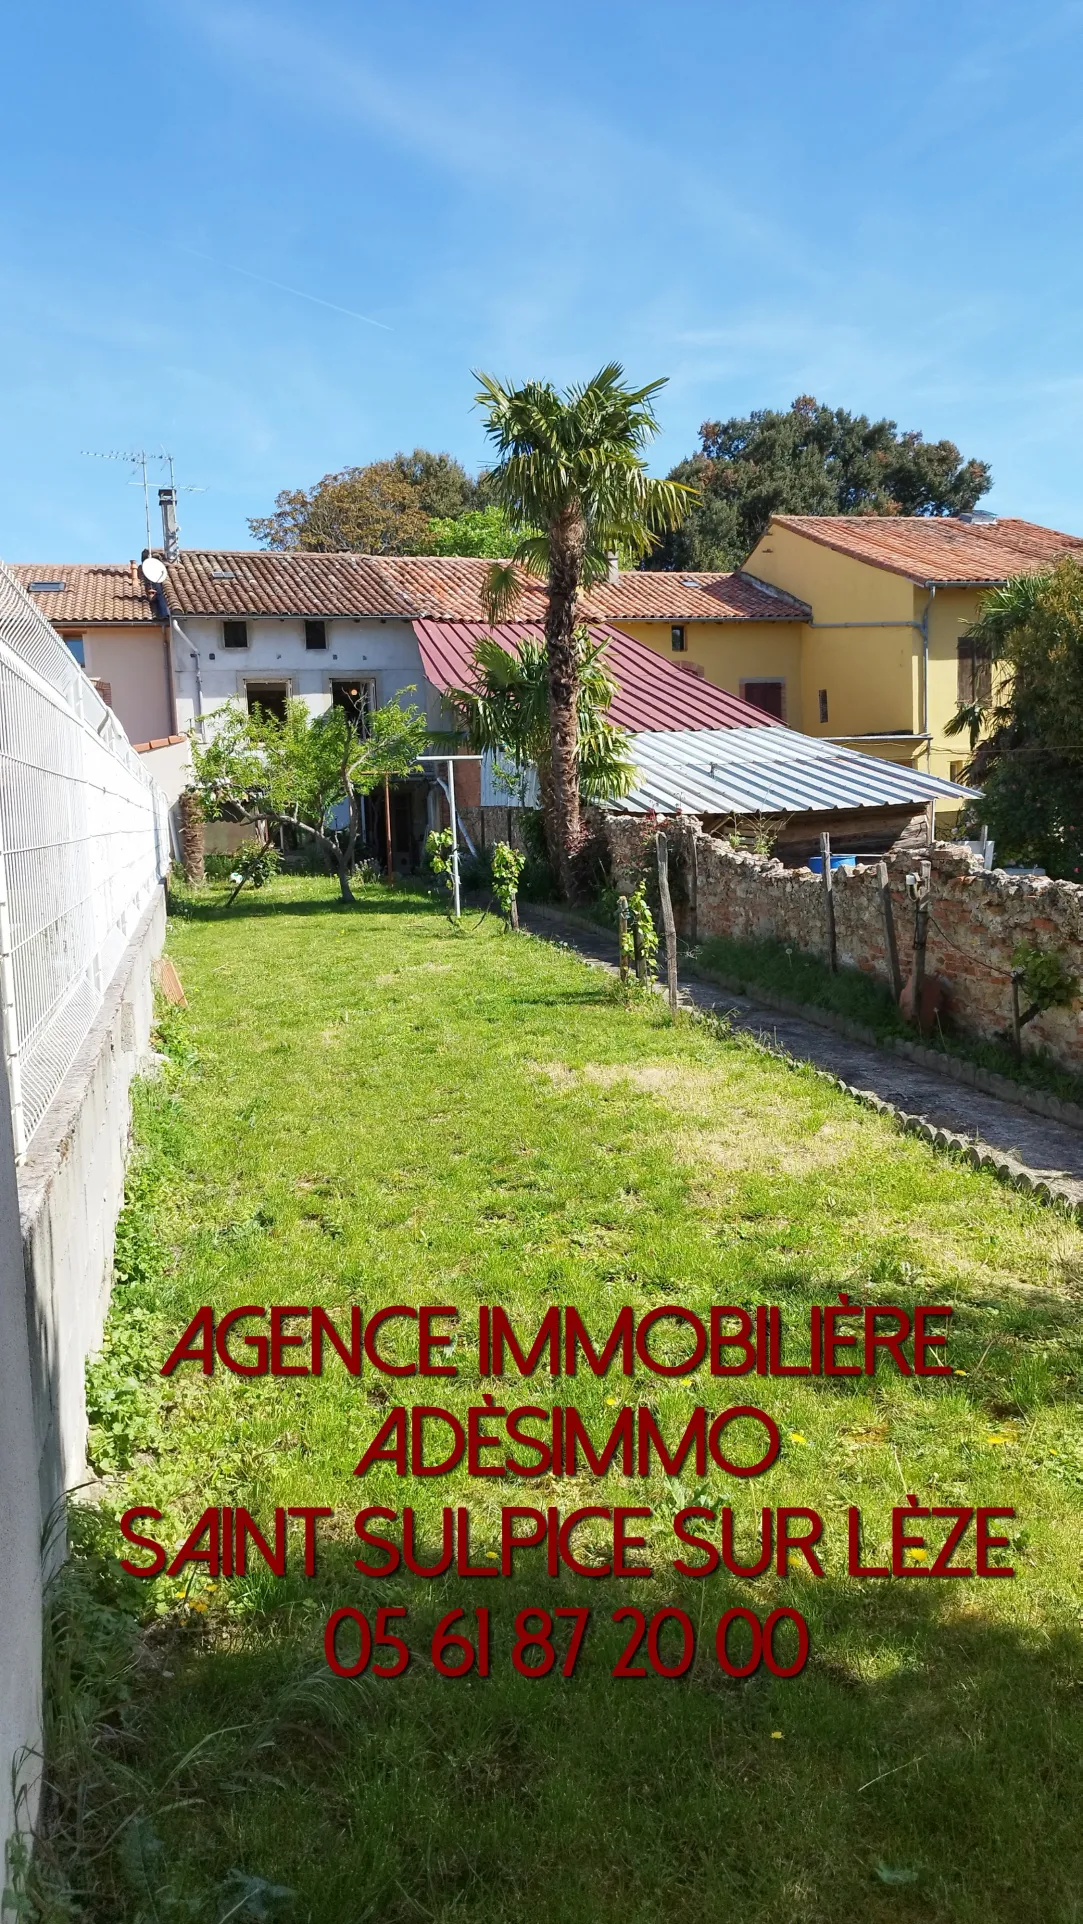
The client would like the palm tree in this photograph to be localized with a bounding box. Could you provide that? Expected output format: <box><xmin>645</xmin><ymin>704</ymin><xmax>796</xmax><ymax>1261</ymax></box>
<box><xmin>473</xmin><ymin>364</ymin><xmax>693</xmax><ymax>896</ymax></box>
<box><xmin>445</xmin><ymin>631</ymin><xmax>635</xmax><ymax>864</ymax></box>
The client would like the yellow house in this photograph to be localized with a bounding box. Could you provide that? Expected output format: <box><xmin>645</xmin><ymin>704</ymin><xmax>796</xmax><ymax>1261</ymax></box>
<box><xmin>580</xmin><ymin>568</ymin><xmax>810</xmax><ymax>722</ymax></box>
<box><xmin>743</xmin><ymin>514</ymin><xmax>1083</xmax><ymax>780</ymax></box>
<box><xmin>589</xmin><ymin>514</ymin><xmax>1083</xmax><ymax>785</ymax></box>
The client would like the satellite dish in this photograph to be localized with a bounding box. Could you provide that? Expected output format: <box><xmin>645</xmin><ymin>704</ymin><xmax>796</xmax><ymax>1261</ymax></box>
<box><xmin>140</xmin><ymin>555</ymin><xmax>168</xmax><ymax>585</ymax></box>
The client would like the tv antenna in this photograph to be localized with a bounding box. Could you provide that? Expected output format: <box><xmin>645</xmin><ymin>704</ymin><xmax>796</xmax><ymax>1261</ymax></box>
<box><xmin>81</xmin><ymin>447</ymin><xmax>206</xmax><ymax>550</ymax></box>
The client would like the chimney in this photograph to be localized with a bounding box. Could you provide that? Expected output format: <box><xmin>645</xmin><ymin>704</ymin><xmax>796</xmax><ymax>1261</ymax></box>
<box><xmin>158</xmin><ymin>487</ymin><xmax>179</xmax><ymax>561</ymax></box>
<box><xmin>606</xmin><ymin>552</ymin><xmax>620</xmax><ymax>584</ymax></box>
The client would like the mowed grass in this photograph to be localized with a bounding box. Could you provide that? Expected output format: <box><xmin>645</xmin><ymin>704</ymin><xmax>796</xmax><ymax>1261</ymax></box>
<box><xmin>36</xmin><ymin>877</ymin><xmax>1083</xmax><ymax>1924</ymax></box>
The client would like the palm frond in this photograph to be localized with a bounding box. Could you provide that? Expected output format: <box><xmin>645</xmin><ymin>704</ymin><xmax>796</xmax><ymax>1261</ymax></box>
<box><xmin>482</xmin><ymin>562</ymin><xmax>522</xmax><ymax>624</ymax></box>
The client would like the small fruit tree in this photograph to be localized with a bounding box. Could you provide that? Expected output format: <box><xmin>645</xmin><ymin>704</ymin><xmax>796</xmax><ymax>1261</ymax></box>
<box><xmin>191</xmin><ymin>693</ymin><xmax>430</xmax><ymax>902</ymax></box>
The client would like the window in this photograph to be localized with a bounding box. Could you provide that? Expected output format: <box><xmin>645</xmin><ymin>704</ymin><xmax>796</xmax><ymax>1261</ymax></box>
<box><xmin>29</xmin><ymin>580</ymin><xmax>65</xmax><ymax>593</ymax></box>
<box><xmin>305</xmin><ymin>619</ymin><xmax>327</xmax><ymax>651</ymax></box>
<box><xmin>63</xmin><ymin>634</ymin><xmax>85</xmax><ymax>666</ymax></box>
<box><xmin>222</xmin><ymin>620</ymin><xmax>249</xmax><ymax>649</ymax></box>
<box><xmin>671</xmin><ymin>624</ymin><xmax>686</xmax><ymax>653</ymax></box>
<box><xmin>740</xmin><ymin>679</ymin><xmax>786</xmax><ymax>720</ymax></box>
<box><xmin>331</xmin><ymin>678</ymin><xmax>376</xmax><ymax>733</ymax></box>
<box><xmin>950</xmin><ymin>760</ymin><xmax>969</xmax><ymax>785</ymax></box>
<box><xmin>245</xmin><ymin>681</ymin><xmax>289</xmax><ymax>723</ymax></box>
<box><xmin>957</xmin><ymin>638</ymin><xmax>991</xmax><ymax>706</ymax></box>
<box><xmin>818</xmin><ymin>688</ymin><xmax>829</xmax><ymax>724</ymax></box>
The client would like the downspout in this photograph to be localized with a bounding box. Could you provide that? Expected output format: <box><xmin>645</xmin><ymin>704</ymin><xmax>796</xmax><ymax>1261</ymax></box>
<box><xmin>171</xmin><ymin>614</ymin><xmax>202</xmax><ymax>729</ymax></box>
<box><xmin>163</xmin><ymin>622</ymin><xmax>178</xmax><ymax>734</ymax></box>
<box><xmin>920</xmin><ymin>586</ymin><xmax>936</xmax><ymax>772</ymax></box>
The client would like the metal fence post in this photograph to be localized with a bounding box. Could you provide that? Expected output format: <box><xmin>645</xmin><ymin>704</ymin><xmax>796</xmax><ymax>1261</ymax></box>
<box><xmin>0</xmin><ymin>846</ymin><xmax>24</xmax><ymax>1160</ymax></box>
<box><xmin>447</xmin><ymin>759</ymin><xmax>461</xmax><ymax>921</ymax></box>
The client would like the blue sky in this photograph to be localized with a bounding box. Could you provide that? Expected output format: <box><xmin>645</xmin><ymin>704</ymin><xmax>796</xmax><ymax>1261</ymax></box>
<box><xmin>4</xmin><ymin>0</ymin><xmax>1083</xmax><ymax>559</ymax></box>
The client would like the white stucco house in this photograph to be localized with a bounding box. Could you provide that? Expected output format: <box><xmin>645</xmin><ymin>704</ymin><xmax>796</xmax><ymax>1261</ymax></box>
<box><xmin>14</xmin><ymin>532</ymin><xmax>972</xmax><ymax>868</ymax></box>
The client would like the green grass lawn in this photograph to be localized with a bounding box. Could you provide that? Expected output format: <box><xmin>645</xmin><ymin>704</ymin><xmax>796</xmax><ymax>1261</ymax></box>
<box><xmin>32</xmin><ymin>877</ymin><xmax>1083</xmax><ymax>1924</ymax></box>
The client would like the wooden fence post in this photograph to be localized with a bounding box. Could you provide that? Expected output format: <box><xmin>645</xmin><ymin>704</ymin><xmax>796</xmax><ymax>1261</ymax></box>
<box><xmin>820</xmin><ymin>831</ymin><xmax>838</xmax><ymax>973</ymax></box>
<box><xmin>656</xmin><ymin>833</ymin><xmax>679</xmax><ymax>1014</ymax></box>
<box><xmin>688</xmin><ymin>826</ymin><xmax>699</xmax><ymax>949</ymax></box>
<box><xmin>632</xmin><ymin>909</ymin><xmax>645</xmax><ymax>985</ymax></box>
<box><xmin>912</xmin><ymin>859</ymin><xmax>931</xmax><ymax>1030</ymax></box>
<box><xmin>618</xmin><ymin>895</ymin><xmax>629</xmax><ymax>985</ymax></box>
<box><xmin>877</xmin><ymin>860</ymin><xmax>903</xmax><ymax>1003</ymax></box>
<box><xmin>1010</xmin><ymin>969</ymin><xmax>1023</xmax><ymax>1060</ymax></box>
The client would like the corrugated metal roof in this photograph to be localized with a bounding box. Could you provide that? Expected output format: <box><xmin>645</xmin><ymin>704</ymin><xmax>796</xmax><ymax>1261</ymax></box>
<box><xmin>611</xmin><ymin>728</ymin><xmax>974</xmax><ymax>817</ymax></box>
<box><xmin>769</xmin><ymin>515</ymin><xmax>1083</xmax><ymax>586</ymax></box>
<box><xmin>412</xmin><ymin>618</ymin><xmax>781</xmax><ymax>734</ymax></box>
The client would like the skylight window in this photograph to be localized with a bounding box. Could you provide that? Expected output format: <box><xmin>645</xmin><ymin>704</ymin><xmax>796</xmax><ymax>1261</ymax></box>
<box><xmin>30</xmin><ymin>580</ymin><xmax>65</xmax><ymax>592</ymax></box>
<box><xmin>210</xmin><ymin>570</ymin><xmax>236</xmax><ymax>580</ymax></box>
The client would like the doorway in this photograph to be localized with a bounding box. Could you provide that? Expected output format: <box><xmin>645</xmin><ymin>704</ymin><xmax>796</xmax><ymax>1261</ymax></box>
<box><xmin>330</xmin><ymin>678</ymin><xmax>375</xmax><ymax>733</ymax></box>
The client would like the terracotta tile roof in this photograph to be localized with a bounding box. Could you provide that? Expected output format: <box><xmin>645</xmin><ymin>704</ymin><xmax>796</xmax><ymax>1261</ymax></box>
<box><xmin>133</xmin><ymin>733</ymin><xmax>186</xmax><ymax>752</ymax></box>
<box><xmin>161</xmin><ymin>549</ymin><xmax>415</xmax><ymax>618</ymax></box>
<box><xmin>161</xmin><ymin>550</ymin><xmax>804</xmax><ymax>622</ymax></box>
<box><xmin>9</xmin><ymin>562</ymin><xmax>162</xmax><ymax>625</ymax></box>
<box><xmin>412</xmin><ymin>619</ymin><xmax>780</xmax><ymax>734</ymax></box>
<box><xmin>580</xmin><ymin>570</ymin><xmax>808</xmax><ymax>622</ymax></box>
<box><xmin>769</xmin><ymin>514</ymin><xmax>1083</xmax><ymax>585</ymax></box>
<box><xmin>373</xmin><ymin>556</ymin><xmax>552</xmax><ymax>620</ymax></box>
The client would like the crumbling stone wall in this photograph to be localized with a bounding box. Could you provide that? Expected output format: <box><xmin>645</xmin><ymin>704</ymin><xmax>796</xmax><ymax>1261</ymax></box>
<box><xmin>603</xmin><ymin>814</ymin><xmax>1083</xmax><ymax>1071</ymax></box>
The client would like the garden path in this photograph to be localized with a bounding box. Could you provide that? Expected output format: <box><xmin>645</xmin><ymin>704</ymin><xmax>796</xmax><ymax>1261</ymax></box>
<box><xmin>520</xmin><ymin>903</ymin><xmax>1083</xmax><ymax>1212</ymax></box>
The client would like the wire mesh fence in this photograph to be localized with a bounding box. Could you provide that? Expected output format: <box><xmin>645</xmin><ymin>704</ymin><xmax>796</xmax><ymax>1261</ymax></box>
<box><xmin>0</xmin><ymin>562</ymin><xmax>170</xmax><ymax>1157</ymax></box>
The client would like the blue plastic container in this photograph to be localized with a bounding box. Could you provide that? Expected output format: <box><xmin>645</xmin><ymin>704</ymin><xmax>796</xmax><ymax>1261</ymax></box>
<box><xmin>807</xmin><ymin>854</ymin><xmax>858</xmax><ymax>875</ymax></box>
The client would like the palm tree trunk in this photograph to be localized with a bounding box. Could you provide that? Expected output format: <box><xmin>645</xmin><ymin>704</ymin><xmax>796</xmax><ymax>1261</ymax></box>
<box><xmin>545</xmin><ymin>510</ymin><xmax>585</xmax><ymax>898</ymax></box>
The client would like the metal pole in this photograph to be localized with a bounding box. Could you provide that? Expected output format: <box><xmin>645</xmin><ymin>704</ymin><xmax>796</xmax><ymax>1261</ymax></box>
<box><xmin>820</xmin><ymin>832</ymin><xmax>838</xmax><ymax>973</ymax></box>
<box><xmin>618</xmin><ymin>895</ymin><xmax>629</xmax><ymax>984</ymax></box>
<box><xmin>383</xmin><ymin>775</ymin><xmax>393</xmax><ymax>885</ymax></box>
<box><xmin>447</xmin><ymin>758</ymin><xmax>461</xmax><ymax>921</ymax></box>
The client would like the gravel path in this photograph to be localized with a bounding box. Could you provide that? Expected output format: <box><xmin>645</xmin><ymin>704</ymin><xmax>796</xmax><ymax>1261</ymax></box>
<box><xmin>520</xmin><ymin>903</ymin><xmax>1083</xmax><ymax>1215</ymax></box>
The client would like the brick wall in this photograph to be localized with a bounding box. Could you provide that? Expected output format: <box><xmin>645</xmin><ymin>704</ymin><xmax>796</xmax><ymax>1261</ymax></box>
<box><xmin>603</xmin><ymin>815</ymin><xmax>1083</xmax><ymax>1071</ymax></box>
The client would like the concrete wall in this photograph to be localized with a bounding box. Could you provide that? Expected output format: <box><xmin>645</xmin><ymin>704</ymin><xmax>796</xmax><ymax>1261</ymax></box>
<box><xmin>0</xmin><ymin>1010</ymin><xmax>44</xmax><ymax>1881</ymax></box>
<box><xmin>605</xmin><ymin>816</ymin><xmax>1083</xmax><ymax>1071</ymax></box>
<box><xmin>19</xmin><ymin>887</ymin><xmax>167</xmax><ymax>1527</ymax></box>
<box><xmin>0</xmin><ymin>886</ymin><xmax>166</xmax><ymax>1873</ymax></box>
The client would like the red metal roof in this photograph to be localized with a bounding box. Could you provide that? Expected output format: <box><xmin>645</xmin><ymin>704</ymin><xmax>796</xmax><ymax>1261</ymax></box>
<box><xmin>770</xmin><ymin>514</ymin><xmax>1083</xmax><ymax>585</ymax></box>
<box><xmin>412</xmin><ymin>619</ymin><xmax>780</xmax><ymax>734</ymax></box>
